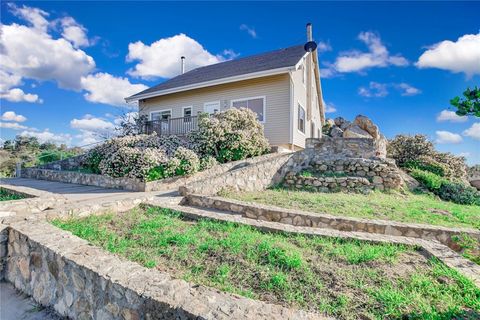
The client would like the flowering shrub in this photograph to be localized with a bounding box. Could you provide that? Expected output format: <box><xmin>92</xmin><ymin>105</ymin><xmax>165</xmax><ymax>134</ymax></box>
<box><xmin>199</xmin><ymin>155</ymin><xmax>218</xmax><ymax>171</ymax></box>
<box><xmin>83</xmin><ymin>108</ymin><xmax>268</xmax><ymax>181</ymax></box>
<box><xmin>388</xmin><ymin>134</ymin><xmax>468</xmax><ymax>181</ymax></box>
<box><xmin>189</xmin><ymin>108</ymin><xmax>270</xmax><ymax>163</ymax></box>
<box><xmin>173</xmin><ymin>147</ymin><xmax>200</xmax><ymax>176</ymax></box>
<box><xmin>98</xmin><ymin>147</ymin><xmax>167</xmax><ymax>179</ymax></box>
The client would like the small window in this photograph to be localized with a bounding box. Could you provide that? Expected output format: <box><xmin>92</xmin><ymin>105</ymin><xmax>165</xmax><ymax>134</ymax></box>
<box><xmin>183</xmin><ymin>107</ymin><xmax>192</xmax><ymax>122</ymax></box>
<box><xmin>298</xmin><ymin>104</ymin><xmax>305</xmax><ymax>133</ymax></box>
<box><xmin>231</xmin><ymin>97</ymin><xmax>265</xmax><ymax>122</ymax></box>
<box><xmin>151</xmin><ymin>110</ymin><xmax>171</xmax><ymax>121</ymax></box>
<box><xmin>318</xmin><ymin>129</ymin><xmax>321</xmax><ymax>138</ymax></box>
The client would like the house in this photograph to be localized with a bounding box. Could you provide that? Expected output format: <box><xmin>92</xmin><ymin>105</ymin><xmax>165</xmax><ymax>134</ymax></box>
<box><xmin>126</xmin><ymin>24</ymin><xmax>326</xmax><ymax>151</ymax></box>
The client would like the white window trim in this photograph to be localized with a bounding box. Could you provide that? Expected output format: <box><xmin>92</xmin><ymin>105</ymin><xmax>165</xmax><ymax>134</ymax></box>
<box><xmin>203</xmin><ymin>101</ymin><xmax>221</xmax><ymax>113</ymax></box>
<box><xmin>230</xmin><ymin>95</ymin><xmax>266</xmax><ymax>123</ymax></box>
<box><xmin>182</xmin><ymin>106</ymin><xmax>193</xmax><ymax>117</ymax></box>
<box><xmin>149</xmin><ymin>108</ymin><xmax>172</xmax><ymax>121</ymax></box>
<box><xmin>297</xmin><ymin>102</ymin><xmax>306</xmax><ymax>135</ymax></box>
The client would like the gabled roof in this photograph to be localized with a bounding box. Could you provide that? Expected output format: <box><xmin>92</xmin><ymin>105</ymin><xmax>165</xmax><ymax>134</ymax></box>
<box><xmin>126</xmin><ymin>44</ymin><xmax>306</xmax><ymax>101</ymax></box>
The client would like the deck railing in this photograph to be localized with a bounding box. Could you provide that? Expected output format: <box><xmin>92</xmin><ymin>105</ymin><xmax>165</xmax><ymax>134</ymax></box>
<box><xmin>142</xmin><ymin>116</ymin><xmax>199</xmax><ymax>136</ymax></box>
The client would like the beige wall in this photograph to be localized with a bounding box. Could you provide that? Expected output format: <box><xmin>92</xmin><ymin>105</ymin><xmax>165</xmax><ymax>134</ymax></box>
<box><xmin>140</xmin><ymin>74</ymin><xmax>291</xmax><ymax>147</ymax></box>
<box><xmin>139</xmin><ymin>61</ymin><xmax>323</xmax><ymax>149</ymax></box>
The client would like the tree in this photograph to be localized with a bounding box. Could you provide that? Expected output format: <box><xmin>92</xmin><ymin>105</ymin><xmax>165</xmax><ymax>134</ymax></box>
<box><xmin>450</xmin><ymin>86</ymin><xmax>480</xmax><ymax>118</ymax></box>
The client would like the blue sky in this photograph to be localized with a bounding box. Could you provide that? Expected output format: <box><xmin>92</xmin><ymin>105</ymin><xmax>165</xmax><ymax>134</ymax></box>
<box><xmin>0</xmin><ymin>1</ymin><xmax>479</xmax><ymax>164</ymax></box>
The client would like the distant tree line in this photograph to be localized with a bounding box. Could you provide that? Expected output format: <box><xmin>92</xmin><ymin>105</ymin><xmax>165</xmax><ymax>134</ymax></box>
<box><xmin>0</xmin><ymin>136</ymin><xmax>83</xmax><ymax>177</ymax></box>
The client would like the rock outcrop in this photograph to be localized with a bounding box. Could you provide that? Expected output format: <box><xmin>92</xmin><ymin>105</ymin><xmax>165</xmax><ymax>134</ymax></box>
<box><xmin>324</xmin><ymin>115</ymin><xmax>387</xmax><ymax>158</ymax></box>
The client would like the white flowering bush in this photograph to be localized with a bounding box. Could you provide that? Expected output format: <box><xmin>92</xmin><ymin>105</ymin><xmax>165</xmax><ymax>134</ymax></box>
<box><xmin>83</xmin><ymin>108</ymin><xmax>269</xmax><ymax>181</ymax></box>
<box><xmin>200</xmin><ymin>155</ymin><xmax>218</xmax><ymax>171</ymax></box>
<box><xmin>189</xmin><ymin>108</ymin><xmax>270</xmax><ymax>163</ymax></box>
<box><xmin>98</xmin><ymin>147</ymin><xmax>167</xmax><ymax>179</ymax></box>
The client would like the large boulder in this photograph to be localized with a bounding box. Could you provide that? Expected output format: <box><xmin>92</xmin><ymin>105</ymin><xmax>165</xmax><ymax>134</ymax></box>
<box><xmin>343</xmin><ymin>124</ymin><xmax>372</xmax><ymax>139</ymax></box>
<box><xmin>330</xmin><ymin>126</ymin><xmax>344</xmax><ymax>138</ymax></box>
<box><xmin>334</xmin><ymin>117</ymin><xmax>351</xmax><ymax>130</ymax></box>
<box><xmin>353</xmin><ymin>115</ymin><xmax>380</xmax><ymax>139</ymax></box>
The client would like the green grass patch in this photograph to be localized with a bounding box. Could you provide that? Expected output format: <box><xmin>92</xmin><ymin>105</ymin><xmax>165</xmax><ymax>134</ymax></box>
<box><xmin>226</xmin><ymin>188</ymin><xmax>480</xmax><ymax>230</ymax></box>
<box><xmin>52</xmin><ymin>206</ymin><xmax>480</xmax><ymax>319</ymax></box>
<box><xmin>0</xmin><ymin>188</ymin><xmax>24</xmax><ymax>201</ymax></box>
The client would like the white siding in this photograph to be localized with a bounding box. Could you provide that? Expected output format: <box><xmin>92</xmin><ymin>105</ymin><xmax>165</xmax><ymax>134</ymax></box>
<box><xmin>289</xmin><ymin>52</ymin><xmax>323</xmax><ymax>148</ymax></box>
<box><xmin>140</xmin><ymin>74</ymin><xmax>291</xmax><ymax>146</ymax></box>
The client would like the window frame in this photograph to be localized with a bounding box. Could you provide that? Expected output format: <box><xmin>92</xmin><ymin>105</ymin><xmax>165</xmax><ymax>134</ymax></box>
<box><xmin>182</xmin><ymin>106</ymin><xmax>193</xmax><ymax>122</ymax></box>
<box><xmin>230</xmin><ymin>95</ymin><xmax>266</xmax><ymax>123</ymax></box>
<box><xmin>150</xmin><ymin>109</ymin><xmax>172</xmax><ymax>121</ymax></box>
<box><xmin>297</xmin><ymin>102</ymin><xmax>305</xmax><ymax>134</ymax></box>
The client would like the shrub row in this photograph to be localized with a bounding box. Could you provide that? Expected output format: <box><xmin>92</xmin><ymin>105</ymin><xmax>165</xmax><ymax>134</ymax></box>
<box><xmin>82</xmin><ymin>108</ymin><xmax>269</xmax><ymax>181</ymax></box>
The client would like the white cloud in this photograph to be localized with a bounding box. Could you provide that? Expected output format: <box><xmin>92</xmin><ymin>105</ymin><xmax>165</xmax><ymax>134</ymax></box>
<box><xmin>435</xmin><ymin>130</ymin><xmax>463</xmax><ymax>144</ymax></box>
<box><xmin>20</xmin><ymin>129</ymin><xmax>72</xmax><ymax>145</ymax></box>
<box><xmin>240</xmin><ymin>24</ymin><xmax>257</xmax><ymax>39</ymax></box>
<box><xmin>463</xmin><ymin>122</ymin><xmax>480</xmax><ymax>140</ymax></box>
<box><xmin>0</xmin><ymin>121</ymin><xmax>28</xmax><ymax>130</ymax></box>
<box><xmin>358</xmin><ymin>82</ymin><xmax>389</xmax><ymax>98</ymax></box>
<box><xmin>0</xmin><ymin>88</ymin><xmax>42</xmax><ymax>103</ymax></box>
<box><xmin>1</xmin><ymin>111</ymin><xmax>27</xmax><ymax>122</ymax></box>
<box><xmin>436</xmin><ymin>110</ymin><xmax>468</xmax><ymax>123</ymax></box>
<box><xmin>358</xmin><ymin>82</ymin><xmax>421</xmax><ymax>98</ymax></box>
<box><xmin>70</xmin><ymin>114</ymin><xmax>115</xmax><ymax>133</ymax></box>
<box><xmin>317</xmin><ymin>42</ymin><xmax>332</xmax><ymax>52</ymax></box>
<box><xmin>59</xmin><ymin>17</ymin><xmax>90</xmax><ymax>48</ymax></box>
<box><xmin>9</xmin><ymin>4</ymin><xmax>49</xmax><ymax>32</ymax></box>
<box><xmin>416</xmin><ymin>33</ymin><xmax>480</xmax><ymax>77</ymax></box>
<box><xmin>80</xmin><ymin>73</ymin><xmax>148</xmax><ymax>106</ymax></box>
<box><xmin>334</xmin><ymin>32</ymin><xmax>408</xmax><ymax>73</ymax></box>
<box><xmin>395</xmin><ymin>83</ymin><xmax>421</xmax><ymax>96</ymax></box>
<box><xmin>1</xmin><ymin>5</ymin><xmax>95</xmax><ymax>91</ymax></box>
<box><xmin>323</xmin><ymin>101</ymin><xmax>337</xmax><ymax>113</ymax></box>
<box><xmin>70</xmin><ymin>114</ymin><xmax>118</xmax><ymax>145</ymax></box>
<box><xmin>126</xmin><ymin>33</ymin><xmax>230</xmax><ymax>79</ymax></box>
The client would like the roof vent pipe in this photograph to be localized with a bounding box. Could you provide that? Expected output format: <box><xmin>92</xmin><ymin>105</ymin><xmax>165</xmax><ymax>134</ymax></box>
<box><xmin>181</xmin><ymin>56</ymin><xmax>185</xmax><ymax>74</ymax></box>
<box><xmin>304</xmin><ymin>23</ymin><xmax>317</xmax><ymax>52</ymax></box>
<box><xmin>306</xmin><ymin>23</ymin><xmax>312</xmax><ymax>42</ymax></box>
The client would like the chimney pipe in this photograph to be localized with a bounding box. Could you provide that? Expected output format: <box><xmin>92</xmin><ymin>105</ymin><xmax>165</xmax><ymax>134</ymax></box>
<box><xmin>306</xmin><ymin>23</ymin><xmax>312</xmax><ymax>42</ymax></box>
<box><xmin>181</xmin><ymin>56</ymin><xmax>185</xmax><ymax>74</ymax></box>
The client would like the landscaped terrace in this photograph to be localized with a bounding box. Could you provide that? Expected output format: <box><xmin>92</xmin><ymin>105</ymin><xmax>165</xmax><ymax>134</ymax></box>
<box><xmin>52</xmin><ymin>205</ymin><xmax>480</xmax><ymax>319</ymax></box>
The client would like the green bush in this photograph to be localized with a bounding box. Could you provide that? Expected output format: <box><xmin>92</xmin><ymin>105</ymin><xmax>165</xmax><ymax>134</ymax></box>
<box><xmin>409</xmin><ymin>169</ymin><xmax>447</xmax><ymax>191</ymax></box>
<box><xmin>437</xmin><ymin>182</ymin><xmax>480</xmax><ymax>206</ymax></box>
<box><xmin>388</xmin><ymin>134</ymin><xmax>467</xmax><ymax>181</ymax></box>
<box><xmin>404</xmin><ymin>160</ymin><xmax>445</xmax><ymax>177</ymax></box>
<box><xmin>411</xmin><ymin>169</ymin><xmax>480</xmax><ymax>205</ymax></box>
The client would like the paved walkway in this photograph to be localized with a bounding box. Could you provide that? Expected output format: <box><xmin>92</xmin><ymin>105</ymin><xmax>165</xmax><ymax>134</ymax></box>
<box><xmin>1</xmin><ymin>178</ymin><xmax>132</xmax><ymax>202</ymax></box>
<box><xmin>0</xmin><ymin>282</ymin><xmax>62</xmax><ymax>320</ymax></box>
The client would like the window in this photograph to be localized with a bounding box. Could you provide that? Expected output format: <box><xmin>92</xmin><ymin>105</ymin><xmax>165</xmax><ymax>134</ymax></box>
<box><xmin>183</xmin><ymin>106</ymin><xmax>192</xmax><ymax>122</ymax></box>
<box><xmin>311</xmin><ymin>123</ymin><xmax>315</xmax><ymax>138</ymax></box>
<box><xmin>318</xmin><ymin>129</ymin><xmax>321</xmax><ymax>138</ymax></box>
<box><xmin>151</xmin><ymin>110</ymin><xmax>171</xmax><ymax>121</ymax></box>
<box><xmin>298</xmin><ymin>104</ymin><xmax>305</xmax><ymax>133</ymax></box>
<box><xmin>231</xmin><ymin>96</ymin><xmax>265</xmax><ymax>122</ymax></box>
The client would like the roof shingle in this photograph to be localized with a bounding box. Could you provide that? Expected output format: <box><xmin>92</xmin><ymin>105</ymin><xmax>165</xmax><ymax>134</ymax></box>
<box><xmin>129</xmin><ymin>44</ymin><xmax>306</xmax><ymax>99</ymax></box>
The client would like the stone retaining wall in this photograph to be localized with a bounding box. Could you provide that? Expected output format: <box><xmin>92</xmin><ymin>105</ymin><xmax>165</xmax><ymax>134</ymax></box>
<box><xmin>179</xmin><ymin>153</ymin><xmax>293</xmax><ymax>196</ymax></box>
<box><xmin>183</xmin><ymin>194</ymin><xmax>480</xmax><ymax>250</ymax></box>
<box><xmin>284</xmin><ymin>175</ymin><xmax>372</xmax><ymax>193</ymax></box>
<box><xmin>22</xmin><ymin>153</ymin><xmax>287</xmax><ymax>192</ymax></box>
<box><xmin>283</xmin><ymin>157</ymin><xmax>403</xmax><ymax>191</ymax></box>
<box><xmin>0</xmin><ymin>184</ymin><xmax>66</xmax><ymax>216</ymax></box>
<box><xmin>4</xmin><ymin>221</ymin><xmax>322</xmax><ymax>320</ymax></box>
<box><xmin>0</xmin><ymin>224</ymin><xmax>7</xmax><ymax>280</ymax></box>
